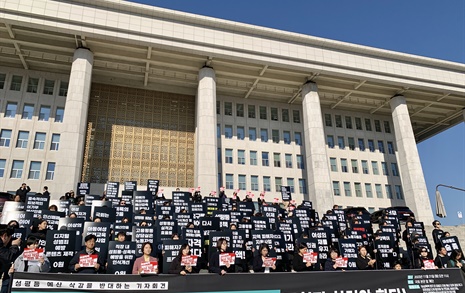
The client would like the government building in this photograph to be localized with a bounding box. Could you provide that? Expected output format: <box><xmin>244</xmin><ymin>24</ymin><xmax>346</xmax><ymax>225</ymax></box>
<box><xmin>1</xmin><ymin>0</ymin><xmax>464</xmax><ymax>222</ymax></box>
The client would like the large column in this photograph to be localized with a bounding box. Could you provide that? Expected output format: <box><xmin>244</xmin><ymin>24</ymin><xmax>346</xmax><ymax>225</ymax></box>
<box><xmin>55</xmin><ymin>48</ymin><xmax>93</xmax><ymax>195</ymax></box>
<box><xmin>390</xmin><ymin>95</ymin><xmax>434</xmax><ymax>223</ymax></box>
<box><xmin>194</xmin><ymin>66</ymin><xmax>218</xmax><ymax>193</ymax></box>
<box><xmin>301</xmin><ymin>81</ymin><xmax>333</xmax><ymax>215</ymax></box>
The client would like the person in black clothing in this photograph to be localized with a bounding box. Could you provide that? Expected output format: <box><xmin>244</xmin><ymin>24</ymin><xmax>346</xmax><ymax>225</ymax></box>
<box><xmin>16</xmin><ymin>183</ymin><xmax>31</xmax><ymax>202</ymax></box>
<box><xmin>253</xmin><ymin>243</ymin><xmax>276</xmax><ymax>273</ymax></box>
<box><xmin>434</xmin><ymin>246</ymin><xmax>450</xmax><ymax>268</ymax></box>
<box><xmin>169</xmin><ymin>243</ymin><xmax>199</xmax><ymax>275</ymax></box>
<box><xmin>356</xmin><ymin>246</ymin><xmax>376</xmax><ymax>270</ymax></box>
<box><xmin>69</xmin><ymin>234</ymin><xmax>105</xmax><ymax>274</ymax></box>
<box><xmin>209</xmin><ymin>238</ymin><xmax>236</xmax><ymax>275</ymax></box>
<box><xmin>324</xmin><ymin>248</ymin><xmax>344</xmax><ymax>271</ymax></box>
<box><xmin>292</xmin><ymin>243</ymin><xmax>313</xmax><ymax>272</ymax></box>
<box><xmin>414</xmin><ymin>247</ymin><xmax>437</xmax><ymax>270</ymax></box>
<box><xmin>42</xmin><ymin>186</ymin><xmax>50</xmax><ymax>197</ymax></box>
<box><xmin>0</xmin><ymin>225</ymin><xmax>22</xmax><ymax>293</ymax></box>
<box><xmin>431</xmin><ymin>220</ymin><xmax>444</xmax><ymax>251</ymax></box>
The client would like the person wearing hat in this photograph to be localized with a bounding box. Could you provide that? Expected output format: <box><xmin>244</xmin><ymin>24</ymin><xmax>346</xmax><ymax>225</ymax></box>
<box><xmin>69</xmin><ymin>234</ymin><xmax>105</xmax><ymax>273</ymax></box>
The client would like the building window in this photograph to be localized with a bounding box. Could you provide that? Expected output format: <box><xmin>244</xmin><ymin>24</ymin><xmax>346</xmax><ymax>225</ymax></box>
<box><xmin>292</xmin><ymin>110</ymin><xmax>300</xmax><ymax>123</ymax></box>
<box><xmin>384</xmin><ymin>121</ymin><xmax>391</xmax><ymax>133</ymax></box>
<box><xmin>354</xmin><ymin>183</ymin><xmax>362</xmax><ymax>197</ymax></box>
<box><xmin>333</xmin><ymin>181</ymin><xmax>341</xmax><ymax>196</ymax></box>
<box><xmin>217</xmin><ymin>124</ymin><xmax>221</xmax><ymax>138</ymax></box>
<box><xmin>355</xmin><ymin>117</ymin><xmax>362</xmax><ymax>130</ymax></box>
<box><xmin>5</xmin><ymin>102</ymin><xmax>17</xmax><ymax>118</ymax></box>
<box><xmin>391</xmin><ymin>163</ymin><xmax>399</xmax><ymax>176</ymax></box>
<box><xmin>375</xmin><ymin>184</ymin><xmax>383</xmax><ymax>198</ymax></box>
<box><xmin>224</xmin><ymin>102</ymin><xmax>232</xmax><ymax>116</ymax></box>
<box><xmin>248</xmin><ymin>105</ymin><xmax>256</xmax><ymax>118</ymax></box>
<box><xmin>263</xmin><ymin>176</ymin><xmax>271</xmax><ymax>192</ymax></box>
<box><xmin>224</xmin><ymin>125</ymin><xmax>232</xmax><ymax>139</ymax></box>
<box><xmin>251</xmin><ymin>175</ymin><xmax>259</xmax><ymax>191</ymax></box>
<box><xmin>395</xmin><ymin>185</ymin><xmax>404</xmax><ymax>199</ymax></box>
<box><xmin>337</xmin><ymin>136</ymin><xmax>345</xmax><ymax>149</ymax></box>
<box><xmin>260</xmin><ymin>129</ymin><xmax>268</xmax><ymax>142</ymax></box>
<box><xmin>299</xmin><ymin>179</ymin><xmax>307</xmax><ymax>194</ymax></box>
<box><xmin>365</xmin><ymin>119</ymin><xmax>372</xmax><ymax>131</ymax></box>
<box><xmin>335</xmin><ymin>115</ymin><xmax>342</xmax><ymax>128</ymax></box>
<box><xmin>216</xmin><ymin>101</ymin><xmax>220</xmax><ymax>114</ymax></box>
<box><xmin>378</xmin><ymin>140</ymin><xmax>385</xmax><ymax>153</ymax></box>
<box><xmin>10</xmin><ymin>160</ymin><xmax>24</xmax><ymax>178</ymax></box>
<box><xmin>0</xmin><ymin>129</ymin><xmax>12</xmax><ymax>147</ymax></box>
<box><xmin>55</xmin><ymin>107</ymin><xmax>64</xmax><ymax>123</ymax></box>
<box><xmin>273</xmin><ymin>153</ymin><xmax>281</xmax><ymax>167</ymax></box>
<box><xmin>21</xmin><ymin>104</ymin><xmax>34</xmax><ymax>120</ymax></box>
<box><xmin>275</xmin><ymin>177</ymin><xmax>282</xmax><ymax>192</ymax></box>
<box><xmin>249</xmin><ymin>127</ymin><xmax>257</xmax><ymax>141</ymax></box>
<box><xmin>236</xmin><ymin>103</ymin><xmax>244</xmax><ymax>117</ymax></box>
<box><xmin>238</xmin><ymin>150</ymin><xmax>245</xmax><ymax>165</ymax></box>
<box><xmin>0</xmin><ymin>73</ymin><xmax>5</xmax><ymax>89</ymax></box>
<box><xmin>38</xmin><ymin>106</ymin><xmax>51</xmax><ymax>121</ymax></box>
<box><xmin>237</xmin><ymin>126</ymin><xmax>245</xmax><ymax>140</ymax></box>
<box><xmin>358</xmin><ymin>138</ymin><xmax>365</xmax><ymax>151</ymax></box>
<box><xmin>250</xmin><ymin>151</ymin><xmax>257</xmax><ymax>165</ymax></box>
<box><xmin>16</xmin><ymin>131</ymin><xmax>29</xmax><ymax>148</ymax></box>
<box><xmin>351</xmin><ymin>159</ymin><xmax>358</xmax><ymax>173</ymax></box>
<box><xmin>327</xmin><ymin>135</ymin><xmax>335</xmax><ymax>148</ymax></box>
<box><xmin>238</xmin><ymin>175</ymin><xmax>246</xmax><ymax>190</ymax></box>
<box><xmin>282</xmin><ymin>109</ymin><xmax>289</xmax><ymax>122</ymax></box>
<box><xmin>283</xmin><ymin>131</ymin><xmax>291</xmax><ymax>144</ymax></box>
<box><xmin>27</xmin><ymin>77</ymin><xmax>39</xmax><ymax>93</ymax></box>
<box><xmin>385</xmin><ymin>185</ymin><xmax>393</xmax><ymax>199</ymax></box>
<box><xmin>225</xmin><ymin>174</ymin><xmax>234</xmax><ymax>189</ymax></box>
<box><xmin>50</xmin><ymin>133</ymin><xmax>60</xmax><ymax>151</ymax></box>
<box><xmin>341</xmin><ymin>159</ymin><xmax>348</xmax><ymax>173</ymax></box>
<box><xmin>259</xmin><ymin>106</ymin><xmax>267</xmax><ymax>120</ymax></box>
<box><xmin>348</xmin><ymin>137</ymin><xmax>355</xmax><ymax>150</ymax></box>
<box><xmin>272</xmin><ymin>129</ymin><xmax>279</xmax><ymax>143</ymax></box>
<box><xmin>324</xmin><ymin>114</ymin><xmax>332</xmax><ymax>127</ymax></box>
<box><xmin>46</xmin><ymin>162</ymin><xmax>55</xmax><ymax>180</ymax></box>
<box><xmin>345</xmin><ymin>116</ymin><xmax>352</xmax><ymax>129</ymax></box>
<box><xmin>34</xmin><ymin>132</ymin><xmax>46</xmax><ymax>150</ymax></box>
<box><xmin>10</xmin><ymin>75</ymin><xmax>23</xmax><ymax>91</ymax></box>
<box><xmin>217</xmin><ymin>148</ymin><xmax>221</xmax><ymax>163</ymax></box>
<box><xmin>262</xmin><ymin>152</ymin><xmax>269</xmax><ymax>166</ymax></box>
<box><xmin>368</xmin><ymin>140</ymin><xmax>375</xmax><ymax>152</ymax></box>
<box><xmin>287</xmin><ymin>178</ymin><xmax>295</xmax><ymax>193</ymax></box>
<box><xmin>330</xmin><ymin>157</ymin><xmax>338</xmax><ymax>172</ymax></box>
<box><xmin>365</xmin><ymin>183</ymin><xmax>373</xmax><ymax>198</ymax></box>
<box><xmin>295</xmin><ymin>132</ymin><xmax>302</xmax><ymax>146</ymax></box>
<box><xmin>344</xmin><ymin>182</ymin><xmax>352</xmax><ymax>197</ymax></box>
<box><xmin>28</xmin><ymin>161</ymin><xmax>41</xmax><ymax>179</ymax></box>
<box><xmin>0</xmin><ymin>159</ymin><xmax>5</xmax><ymax>177</ymax></box>
<box><xmin>371</xmin><ymin>161</ymin><xmax>379</xmax><ymax>175</ymax></box>
<box><xmin>387</xmin><ymin>141</ymin><xmax>395</xmax><ymax>154</ymax></box>
<box><xmin>59</xmin><ymin>81</ymin><xmax>68</xmax><ymax>96</ymax></box>
<box><xmin>374</xmin><ymin>120</ymin><xmax>382</xmax><ymax>132</ymax></box>
<box><xmin>225</xmin><ymin>149</ymin><xmax>233</xmax><ymax>164</ymax></box>
<box><xmin>296</xmin><ymin>155</ymin><xmax>304</xmax><ymax>169</ymax></box>
<box><xmin>361</xmin><ymin>160</ymin><xmax>369</xmax><ymax>174</ymax></box>
<box><xmin>43</xmin><ymin>79</ymin><xmax>55</xmax><ymax>95</ymax></box>
<box><xmin>285</xmin><ymin>154</ymin><xmax>293</xmax><ymax>168</ymax></box>
<box><xmin>381</xmin><ymin>162</ymin><xmax>389</xmax><ymax>176</ymax></box>
<box><xmin>271</xmin><ymin>107</ymin><xmax>278</xmax><ymax>121</ymax></box>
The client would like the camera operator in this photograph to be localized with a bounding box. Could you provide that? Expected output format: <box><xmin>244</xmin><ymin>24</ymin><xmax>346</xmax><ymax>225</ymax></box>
<box><xmin>0</xmin><ymin>225</ymin><xmax>22</xmax><ymax>293</ymax></box>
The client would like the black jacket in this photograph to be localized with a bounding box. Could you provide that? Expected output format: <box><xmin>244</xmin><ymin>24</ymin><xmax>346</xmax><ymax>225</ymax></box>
<box><xmin>69</xmin><ymin>249</ymin><xmax>105</xmax><ymax>274</ymax></box>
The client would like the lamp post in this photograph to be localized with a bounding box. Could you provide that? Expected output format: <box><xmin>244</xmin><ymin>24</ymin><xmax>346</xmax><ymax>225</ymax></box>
<box><xmin>435</xmin><ymin>184</ymin><xmax>465</xmax><ymax>218</ymax></box>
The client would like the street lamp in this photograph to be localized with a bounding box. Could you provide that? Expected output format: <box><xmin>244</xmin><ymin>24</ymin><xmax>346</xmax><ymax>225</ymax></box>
<box><xmin>435</xmin><ymin>184</ymin><xmax>465</xmax><ymax>218</ymax></box>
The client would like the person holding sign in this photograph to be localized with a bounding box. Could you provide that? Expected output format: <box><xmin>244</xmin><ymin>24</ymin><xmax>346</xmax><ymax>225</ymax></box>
<box><xmin>324</xmin><ymin>248</ymin><xmax>345</xmax><ymax>271</ymax></box>
<box><xmin>447</xmin><ymin>249</ymin><xmax>465</xmax><ymax>273</ymax></box>
<box><xmin>292</xmin><ymin>243</ymin><xmax>314</xmax><ymax>272</ymax></box>
<box><xmin>12</xmin><ymin>236</ymin><xmax>50</xmax><ymax>273</ymax></box>
<box><xmin>414</xmin><ymin>247</ymin><xmax>438</xmax><ymax>270</ymax></box>
<box><xmin>169</xmin><ymin>243</ymin><xmax>199</xmax><ymax>275</ymax></box>
<box><xmin>253</xmin><ymin>243</ymin><xmax>276</xmax><ymax>273</ymax></box>
<box><xmin>69</xmin><ymin>234</ymin><xmax>105</xmax><ymax>274</ymax></box>
<box><xmin>356</xmin><ymin>246</ymin><xmax>376</xmax><ymax>270</ymax></box>
<box><xmin>132</xmin><ymin>242</ymin><xmax>158</xmax><ymax>274</ymax></box>
<box><xmin>209</xmin><ymin>238</ymin><xmax>237</xmax><ymax>275</ymax></box>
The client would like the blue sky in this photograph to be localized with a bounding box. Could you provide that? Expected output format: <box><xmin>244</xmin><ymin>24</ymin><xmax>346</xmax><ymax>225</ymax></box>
<box><xmin>130</xmin><ymin>0</ymin><xmax>465</xmax><ymax>226</ymax></box>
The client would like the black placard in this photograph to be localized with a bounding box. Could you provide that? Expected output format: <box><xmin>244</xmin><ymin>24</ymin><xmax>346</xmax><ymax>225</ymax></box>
<box><xmin>280</xmin><ymin>186</ymin><xmax>292</xmax><ymax>201</ymax></box>
<box><xmin>106</xmin><ymin>241</ymin><xmax>137</xmax><ymax>274</ymax></box>
<box><xmin>45</xmin><ymin>230</ymin><xmax>77</xmax><ymax>273</ymax></box>
<box><xmin>162</xmin><ymin>239</ymin><xmax>186</xmax><ymax>274</ymax></box>
<box><xmin>133</xmin><ymin>191</ymin><xmax>154</xmax><ymax>214</ymax></box>
<box><xmin>58</xmin><ymin>218</ymin><xmax>85</xmax><ymax>235</ymax></box>
<box><xmin>213</xmin><ymin>211</ymin><xmax>231</xmax><ymax>229</ymax></box>
<box><xmin>147</xmin><ymin>179</ymin><xmax>159</xmax><ymax>196</ymax></box>
<box><xmin>124</xmin><ymin>181</ymin><xmax>137</xmax><ymax>192</ymax></box>
<box><xmin>85</xmin><ymin>194</ymin><xmax>100</xmax><ymax>206</ymax></box>
<box><xmin>115</xmin><ymin>204</ymin><xmax>133</xmax><ymax>223</ymax></box>
<box><xmin>155</xmin><ymin>205</ymin><xmax>174</xmax><ymax>219</ymax></box>
<box><xmin>1</xmin><ymin>201</ymin><xmax>24</xmax><ymax>213</ymax></box>
<box><xmin>172</xmin><ymin>192</ymin><xmax>190</xmax><ymax>213</ymax></box>
<box><xmin>131</xmin><ymin>226</ymin><xmax>156</xmax><ymax>256</ymax></box>
<box><xmin>41</xmin><ymin>210</ymin><xmax>65</xmax><ymax>230</ymax></box>
<box><xmin>183</xmin><ymin>228</ymin><xmax>203</xmax><ymax>258</ymax></box>
<box><xmin>69</xmin><ymin>205</ymin><xmax>91</xmax><ymax>221</ymax></box>
<box><xmin>250</xmin><ymin>216</ymin><xmax>270</xmax><ymax>230</ymax></box>
<box><xmin>1</xmin><ymin>211</ymin><xmax>34</xmax><ymax>227</ymax></box>
<box><xmin>106</xmin><ymin>181</ymin><xmax>120</xmax><ymax>198</ymax></box>
<box><xmin>77</xmin><ymin>182</ymin><xmax>91</xmax><ymax>195</ymax></box>
<box><xmin>82</xmin><ymin>222</ymin><xmax>111</xmax><ymax>256</ymax></box>
<box><xmin>204</xmin><ymin>197</ymin><xmax>220</xmax><ymax>216</ymax></box>
<box><xmin>308</xmin><ymin>227</ymin><xmax>331</xmax><ymax>261</ymax></box>
<box><xmin>156</xmin><ymin>219</ymin><xmax>178</xmax><ymax>243</ymax></box>
<box><xmin>25</xmin><ymin>194</ymin><xmax>50</xmax><ymax>211</ymax></box>
<box><xmin>338</xmin><ymin>239</ymin><xmax>358</xmax><ymax>270</ymax></box>
<box><xmin>93</xmin><ymin>206</ymin><xmax>116</xmax><ymax>223</ymax></box>
<box><xmin>440</xmin><ymin>236</ymin><xmax>462</xmax><ymax>256</ymax></box>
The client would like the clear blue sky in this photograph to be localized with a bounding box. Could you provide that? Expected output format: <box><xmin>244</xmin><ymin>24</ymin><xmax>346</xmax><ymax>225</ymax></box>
<box><xmin>130</xmin><ymin>0</ymin><xmax>465</xmax><ymax>226</ymax></box>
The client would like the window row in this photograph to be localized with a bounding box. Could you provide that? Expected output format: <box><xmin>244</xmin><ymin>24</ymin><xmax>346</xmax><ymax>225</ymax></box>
<box><xmin>217</xmin><ymin>101</ymin><xmax>301</xmax><ymax>123</ymax></box>
<box><xmin>218</xmin><ymin>124</ymin><xmax>303</xmax><ymax>145</ymax></box>
<box><xmin>324</xmin><ymin>113</ymin><xmax>392</xmax><ymax>133</ymax></box>
<box><xmin>0</xmin><ymin>73</ymin><xmax>68</xmax><ymax>96</ymax></box>
<box><xmin>327</xmin><ymin>135</ymin><xmax>395</xmax><ymax>154</ymax></box>
<box><xmin>219</xmin><ymin>149</ymin><xmax>305</xmax><ymax>169</ymax></box>
<box><xmin>332</xmin><ymin>181</ymin><xmax>404</xmax><ymax>200</ymax></box>
<box><xmin>0</xmin><ymin>129</ymin><xmax>60</xmax><ymax>150</ymax></box>
<box><xmin>329</xmin><ymin>158</ymin><xmax>399</xmax><ymax>176</ymax></box>
<box><xmin>0</xmin><ymin>159</ymin><xmax>56</xmax><ymax>180</ymax></box>
<box><xmin>3</xmin><ymin>102</ymin><xmax>64</xmax><ymax>122</ymax></box>
<box><xmin>220</xmin><ymin>174</ymin><xmax>307</xmax><ymax>194</ymax></box>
